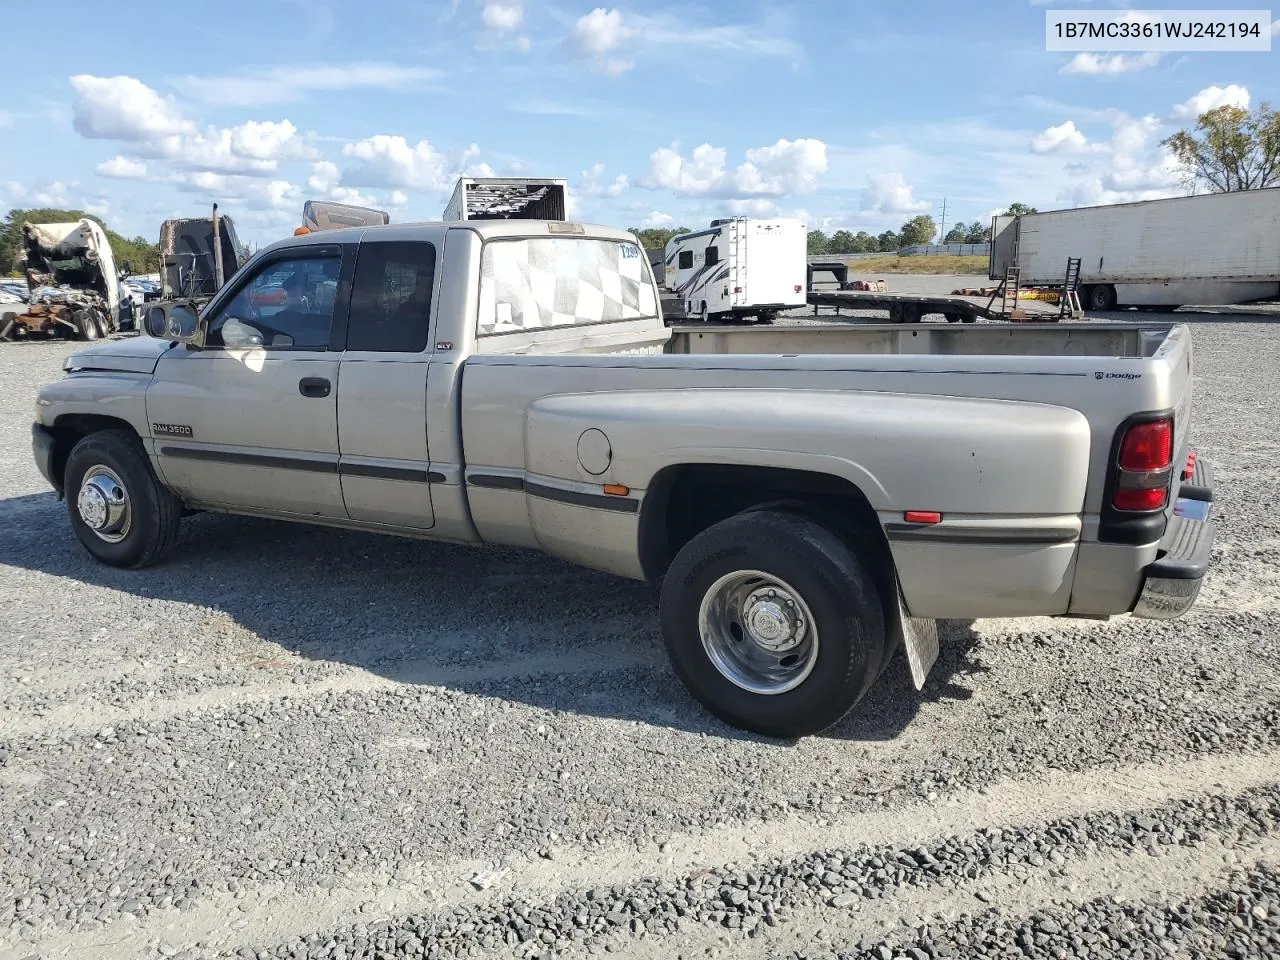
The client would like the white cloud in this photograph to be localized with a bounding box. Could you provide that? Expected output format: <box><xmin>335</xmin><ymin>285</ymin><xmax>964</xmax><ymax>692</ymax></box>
<box><xmin>0</xmin><ymin>179</ymin><xmax>78</xmax><ymax>208</ymax></box>
<box><xmin>69</xmin><ymin>74</ymin><xmax>192</xmax><ymax>140</ymax></box>
<box><xmin>639</xmin><ymin>211</ymin><xmax>673</xmax><ymax>228</ymax></box>
<box><xmin>1060</xmin><ymin>52</ymin><xmax>1162</xmax><ymax>75</ymax></box>
<box><xmin>1273</xmin><ymin>18</ymin><xmax>1279</xmax><ymax>35</ymax></box>
<box><xmin>572</xmin><ymin>7</ymin><xmax>635</xmax><ymax>74</ymax></box>
<box><xmin>307</xmin><ymin>160</ymin><xmax>340</xmax><ymax>193</ymax></box>
<box><xmin>389</xmin><ymin>190</ymin><xmax>410</xmax><ymax>207</ymax></box>
<box><xmin>96</xmin><ymin>156</ymin><xmax>150</xmax><ymax>179</ymax></box>
<box><xmin>146</xmin><ymin>119</ymin><xmax>315</xmax><ymax>175</ymax></box>
<box><xmin>859</xmin><ymin>173</ymin><xmax>930</xmax><ymax>215</ymax></box>
<box><xmin>1030</xmin><ymin>120</ymin><xmax>1092</xmax><ymax>154</ymax></box>
<box><xmin>481</xmin><ymin>0</ymin><xmax>522</xmax><ymax>31</ymax></box>
<box><xmin>579</xmin><ymin>162</ymin><xmax>629</xmax><ymax>197</ymax></box>
<box><xmin>727</xmin><ymin>198</ymin><xmax>779</xmax><ymax>216</ymax></box>
<box><xmin>339</xmin><ymin>136</ymin><xmax>491</xmax><ymax>192</ymax></box>
<box><xmin>1172</xmin><ymin>84</ymin><xmax>1250</xmax><ymax>119</ymax></box>
<box><xmin>732</xmin><ymin>138</ymin><xmax>827</xmax><ymax>195</ymax></box>
<box><xmin>174</xmin><ymin>63</ymin><xmax>440</xmax><ymax>107</ymax></box>
<box><xmin>646</xmin><ymin>139</ymin><xmax>827</xmax><ymax>197</ymax></box>
<box><xmin>568</xmin><ymin>7</ymin><xmax>799</xmax><ymax>75</ymax></box>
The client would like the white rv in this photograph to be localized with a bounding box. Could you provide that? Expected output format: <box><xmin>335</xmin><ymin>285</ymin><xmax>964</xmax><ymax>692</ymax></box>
<box><xmin>662</xmin><ymin>217</ymin><xmax>807</xmax><ymax>322</ymax></box>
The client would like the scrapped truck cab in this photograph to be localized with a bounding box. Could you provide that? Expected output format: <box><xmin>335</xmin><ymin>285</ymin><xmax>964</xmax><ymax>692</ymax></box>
<box><xmin>31</xmin><ymin>219</ymin><xmax>1216</xmax><ymax>738</ymax></box>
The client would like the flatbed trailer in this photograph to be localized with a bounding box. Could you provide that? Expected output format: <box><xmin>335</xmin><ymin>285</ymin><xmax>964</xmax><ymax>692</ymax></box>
<box><xmin>805</xmin><ymin>290</ymin><xmax>1066</xmax><ymax>323</ymax></box>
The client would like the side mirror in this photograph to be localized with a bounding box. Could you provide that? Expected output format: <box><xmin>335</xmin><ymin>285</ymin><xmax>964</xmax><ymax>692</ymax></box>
<box><xmin>143</xmin><ymin>301</ymin><xmax>205</xmax><ymax>345</ymax></box>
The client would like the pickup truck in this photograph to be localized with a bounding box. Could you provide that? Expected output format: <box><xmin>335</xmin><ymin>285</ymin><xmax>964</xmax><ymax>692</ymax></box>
<box><xmin>31</xmin><ymin>219</ymin><xmax>1217</xmax><ymax>738</ymax></box>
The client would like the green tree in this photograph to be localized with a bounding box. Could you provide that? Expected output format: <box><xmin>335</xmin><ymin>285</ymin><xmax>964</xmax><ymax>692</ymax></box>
<box><xmin>853</xmin><ymin>230</ymin><xmax>877</xmax><ymax>253</ymax></box>
<box><xmin>806</xmin><ymin>230</ymin><xmax>829</xmax><ymax>255</ymax></box>
<box><xmin>965</xmin><ymin>221</ymin><xmax>991</xmax><ymax>243</ymax></box>
<box><xmin>1</xmin><ymin>207</ymin><xmax>160</xmax><ymax>276</ymax></box>
<box><xmin>943</xmin><ymin>222</ymin><xmax>969</xmax><ymax>243</ymax></box>
<box><xmin>1162</xmin><ymin>102</ymin><xmax>1280</xmax><ymax>193</ymax></box>
<box><xmin>827</xmin><ymin>229</ymin><xmax>858</xmax><ymax>255</ymax></box>
<box><xmin>628</xmin><ymin>226</ymin><xmax>691</xmax><ymax>249</ymax></box>
<box><xmin>1003</xmin><ymin>202</ymin><xmax>1038</xmax><ymax>216</ymax></box>
<box><xmin>898</xmin><ymin>214</ymin><xmax>937</xmax><ymax>247</ymax></box>
<box><xmin>877</xmin><ymin>230</ymin><xmax>899</xmax><ymax>251</ymax></box>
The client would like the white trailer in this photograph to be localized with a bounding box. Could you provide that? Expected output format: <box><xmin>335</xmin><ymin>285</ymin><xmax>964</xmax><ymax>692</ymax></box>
<box><xmin>662</xmin><ymin>217</ymin><xmax>807</xmax><ymax>322</ymax></box>
<box><xmin>443</xmin><ymin>177</ymin><xmax>568</xmax><ymax>222</ymax></box>
<box><xmin>990</xmin><ymin>188</ymin><xmax>1280</xmax><ymax>311</ymax></box>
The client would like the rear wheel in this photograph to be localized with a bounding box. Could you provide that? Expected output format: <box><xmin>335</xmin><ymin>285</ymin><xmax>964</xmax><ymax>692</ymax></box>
<box><xmin>74</xmin><ymin>310</ymin><xmax>99</xmax><ymax>341</ymax></box>
<box><xmin>64</xmin><ymin>430</ymin><xmax>183</xmax><ymax>569</ymax></box>
<box><xmin>658</xmin><ymin>509</ymin><xmax>887</xmax><ymax>738</ymax></box>
<box><xmin>1087</xmin><ymin>284</ymin><xmax>1117</xmax><ymax>311</ymax></box>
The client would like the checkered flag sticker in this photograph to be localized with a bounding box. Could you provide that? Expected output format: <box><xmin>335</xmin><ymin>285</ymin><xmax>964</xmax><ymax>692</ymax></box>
<box><xmin>478</xmin><ymin>238</ymin><xmax>657</xmax><ymax>336</ymax></box>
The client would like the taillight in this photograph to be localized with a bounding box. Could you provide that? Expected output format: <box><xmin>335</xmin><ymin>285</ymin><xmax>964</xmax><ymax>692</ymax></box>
<box><xmin>1119</xmin><ymin>420</ymin><xmax>1172</xmax><ymax>471</ymax></box>
<box><xmin>1112</xmin><ymin>417</ymin><xmax>1174</xmax><ymax>512</ymax></box>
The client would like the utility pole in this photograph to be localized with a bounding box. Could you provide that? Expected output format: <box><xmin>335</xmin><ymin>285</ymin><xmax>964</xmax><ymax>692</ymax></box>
<box><xmin>938</xmin><ymin>196</ymin><xmax>947</xmax><ymax>247</ymax></box>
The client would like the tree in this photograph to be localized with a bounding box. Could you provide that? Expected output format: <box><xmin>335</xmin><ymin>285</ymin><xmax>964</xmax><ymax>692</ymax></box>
<box><xmin>1</xmin><ymin>208</ymin><xmax>161</xmax><ymax>276</ymax></box>
<box><xmin>853</xmin><ymin>231</ymin><xmax>877</xmax><ymax>253</ymax></box>
<box><xmin>898</xmin><ymin>214</ymin><xmax>937</xmax><ymax>247</ymax></box>
<box><xmin>877</xmin><ymin>230</ymin><xmax>899</xmax><ymax>251</ymax></box>
<box><xmin>1162</xmin><ymin>102</ymin><xmax>1280</xmax><ymax>193</ymax></box>
<box><xmin>1003</xmin><ymin>202</ymin><xmax>1038</xmax><ymax>216</ymax></box>
<box><xmin>943</xmin><ymin>222</ymin><xmax>969</xmax><ymax>243</ymax></box>
<box><xmin>965</xmin><ymin>221</ymin><xmax>991</xmax><ymax>243</ymax></box>
<box><xmin>628</xmin><ymin>226</ymin><xmax>690</xmax><ymax>250</ymax></box>
<box><xmin>807</xmin><ymin>230</ymin><xmax>829</xmax><ymax>255</ymax></box>
<box><xmin>827</xmin><ymin>230</ymin><xmax>857</xmax><ymax>255</ymax></box>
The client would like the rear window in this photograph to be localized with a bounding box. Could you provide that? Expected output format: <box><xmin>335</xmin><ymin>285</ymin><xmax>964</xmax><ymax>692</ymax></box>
<box><xmin>477</xmin><ymin>237</ymin><xmax>657</xmax><ymax>337</ymax></box>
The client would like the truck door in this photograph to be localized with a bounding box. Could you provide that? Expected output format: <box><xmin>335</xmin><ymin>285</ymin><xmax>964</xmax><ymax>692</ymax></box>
<box><xmin>146</xmin><ymin>244</ymin><xmax>352</xmax><ymax>517</ymax></box>
<box><xmin>335</xmin><ymin>238</ymin><xmax>437</xmax><ymax>529</ymax></box>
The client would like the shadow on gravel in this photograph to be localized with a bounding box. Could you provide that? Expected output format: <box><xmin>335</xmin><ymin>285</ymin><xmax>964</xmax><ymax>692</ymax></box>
<box><xmin>0</xmin><ymin>491</ymin><xmax>983</xmax><ymax>744</ymax></box>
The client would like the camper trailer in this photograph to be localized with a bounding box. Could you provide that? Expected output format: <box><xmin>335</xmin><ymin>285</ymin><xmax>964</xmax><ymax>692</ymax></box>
<box><xmin>663</xmin><ymin>217</ymin><xmax>807</xmax><ymax>322</ymax></box>
<box><xmin>442</xmin><ymin>177</ymin><xmax>568</xmax><ymax>222</ymax></box>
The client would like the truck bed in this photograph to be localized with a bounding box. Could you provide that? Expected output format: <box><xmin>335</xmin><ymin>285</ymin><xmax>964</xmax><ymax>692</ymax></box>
<box><xmin>666</xmin><ymin>321</ymin><xmax>1171</xmax><ymax>358</ymax></box>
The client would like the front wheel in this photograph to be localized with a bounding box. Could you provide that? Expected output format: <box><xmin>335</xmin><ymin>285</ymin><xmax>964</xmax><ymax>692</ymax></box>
<box><xmin>64</xmin><ymin>430</ymin><xmax>183</xmax><ymax>568</ymax></box>
<box><xmin>659</xmin><ymin>510</ymin><xmax>887</xmax><ymax>738</ymax></box>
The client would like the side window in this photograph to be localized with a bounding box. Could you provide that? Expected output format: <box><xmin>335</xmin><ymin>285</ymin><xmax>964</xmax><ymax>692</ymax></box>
<box><xmin>206</xmin><ymin>254</ymin><xmax>342</xmax><ymax>350</ymax></box>
<box><xmin>677</xmin><ymin>250</ymin><xmax>693</xmax><ymax>270</ymax></box>
<box><xmin>705</xmin><ymin>246</ymin><xmax>720</xmax><ymax>266</ymax></box>
<box><xmin>346</xmin><ymin>241</ymin><xmax>436</xmax><ymax>353</ymax></box>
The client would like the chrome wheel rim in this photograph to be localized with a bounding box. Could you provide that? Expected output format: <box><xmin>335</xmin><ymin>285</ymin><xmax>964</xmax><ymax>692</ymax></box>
<box><xmin>76</xmin><ymin>465</ymin><xmax>131</xmax><ymax>544</ymax></box>
<box><xmin>698</xmin><ymin>570</ymin><xmax>819</xmax><ymax>695</ymax></box>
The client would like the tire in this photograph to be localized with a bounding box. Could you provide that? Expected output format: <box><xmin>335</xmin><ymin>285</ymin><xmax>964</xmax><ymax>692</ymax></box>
<box><xmin>1087</xmin><ymin>284</ymin><xmax>1117</xmax><ymax>311</ymax></box>
<box><xmin>74</xmin><ymin>310</ymin><xmax>99</xmax><ymax>341</ymax></box>
<box><xmin>63</xmin><ymin>430</ymin><xmax>183</xmax><ymax>569</ymax></box>
<box><xmin>658</xmin><ymin>509</ymin><xmax>887</xmax><ymax>738</ymax></box>
<box><xmin>943</xmin><ymin>312</ymin><xmax>964</xmax><ymax>324</ymax></box>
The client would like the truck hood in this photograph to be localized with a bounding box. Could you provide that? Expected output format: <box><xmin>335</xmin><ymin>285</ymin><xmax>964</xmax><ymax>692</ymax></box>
<box><xmin>64</xmin><ymin>336</ymin><xmax>176</xmax><ymax>375</ymax></box>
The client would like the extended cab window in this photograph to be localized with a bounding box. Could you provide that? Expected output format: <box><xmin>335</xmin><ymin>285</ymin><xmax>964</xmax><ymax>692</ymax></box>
<box><xmin>346</xmin><ymin>241</ymin><xmax>436</xmax><ymax>353</ymax></box>
<box><xmin>478</xmin><ymin>237</ymin><xmax>657</xmax><ymax>336</ymax></box>
<box><xmin>207</xmin><ymin>255</ymin><xmax>342</xmax><ymax>350</ymax></box>
<box><xmin>677</xmin><ymin>250</ymin><xmax>693</xmax><ymax>270</ymax></box>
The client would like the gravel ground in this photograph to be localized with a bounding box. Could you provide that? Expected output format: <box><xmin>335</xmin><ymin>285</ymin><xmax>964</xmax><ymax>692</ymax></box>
<box><xmin>2</xmin><ymin>312</ymin><xmax>1279</xmax><ymax>960</ymax></box>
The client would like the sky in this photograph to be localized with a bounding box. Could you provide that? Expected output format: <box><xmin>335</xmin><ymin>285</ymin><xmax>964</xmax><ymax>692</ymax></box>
<box><xmin>0</xmin><ymin>0</ymin><xmax>1276</xmax><ymax>247</ymax></box>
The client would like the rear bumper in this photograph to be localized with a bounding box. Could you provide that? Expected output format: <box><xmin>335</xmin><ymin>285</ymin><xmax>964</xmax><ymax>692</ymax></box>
<box><xmin>1130</xmin><ymin>455</ymin><xmax>1215</xmax><ymax>620</ymax></box>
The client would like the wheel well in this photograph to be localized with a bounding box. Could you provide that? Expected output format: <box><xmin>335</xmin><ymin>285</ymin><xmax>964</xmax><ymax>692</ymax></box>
<box><xmin>47</xmin><ymin>415</ymin><xmax>141</xmax><ymax>495</ymax></box>
<box><xmin>638</xmin><ymin>463</ymin><xmax>892</xmax><ymax>585</ymax></box>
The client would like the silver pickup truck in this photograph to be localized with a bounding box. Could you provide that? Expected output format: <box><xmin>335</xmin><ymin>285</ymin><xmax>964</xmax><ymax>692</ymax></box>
<box><xmin>31</xmin><ymin>220</ymin><xmax>1216</xmax><ymax>737</ymax></box>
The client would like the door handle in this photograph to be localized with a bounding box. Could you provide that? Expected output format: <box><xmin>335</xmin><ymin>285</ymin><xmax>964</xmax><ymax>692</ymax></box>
<box><xmin>298</xmin><ymin>377</ymin><xmax>331</xmax><ymax>398</ymax></box>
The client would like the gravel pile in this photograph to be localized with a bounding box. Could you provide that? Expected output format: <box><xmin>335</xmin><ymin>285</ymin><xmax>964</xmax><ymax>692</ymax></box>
<box><xmin>170</xmin><ymin>782</ymin><xmax>1280</xmax><ymax>959</ymax></box>
<box><xmin>801</xmin><ymin>864</ymin><xmax>1280</xmax><ymax>960</ymax></box>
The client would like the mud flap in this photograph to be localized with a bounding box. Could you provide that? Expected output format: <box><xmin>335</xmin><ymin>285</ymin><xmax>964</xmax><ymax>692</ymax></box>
<box><xmin>896</xmin><ymin>589</ymin><xmax>939</xmax><ymax>689</ymax></box>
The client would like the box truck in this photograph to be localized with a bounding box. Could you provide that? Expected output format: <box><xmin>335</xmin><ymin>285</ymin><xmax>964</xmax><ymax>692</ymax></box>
<box><xmin>990</xmin><ymin>188</ymin><xmax>1280</xmax><ymax>310</ymax></box>
<box><xmin>442</xmin><ymin>177</ymin><xmax>568</xmax><ymax>222</ymax></box>
<box><xmin>662</xmin><ymin>217</ymin><xmax>807</xmax><ymax>322</ymax></box>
